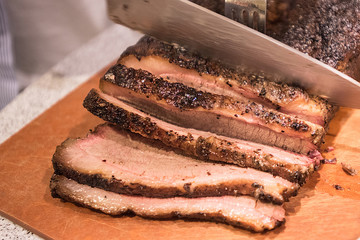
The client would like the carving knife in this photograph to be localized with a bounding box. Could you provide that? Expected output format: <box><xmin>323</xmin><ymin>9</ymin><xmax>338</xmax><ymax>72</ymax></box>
<box><xmin>107</xmin><ymin>0</ymin><xmax>360</xmax><ymax>108</ymax></box>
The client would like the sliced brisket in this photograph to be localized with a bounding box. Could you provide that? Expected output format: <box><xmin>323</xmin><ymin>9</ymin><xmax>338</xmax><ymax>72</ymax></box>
<box><xmin>119</xmin><ymin>36</ymin><xmax>336</xmax><ymax>126</ymax></box>
<box><xmin>52</xmin><ymin>123</ymin><xmax>299</xmax><ymax>203</ymax></box>
<box><xmin>50</xmin><ymin>174</ymin><xmax>286</xmax><ymax>232</ymax></box>
<box><xmin>83</xmin><ymin>89</ymin><xmax>318</xmax><ymax>184</ymax></box>
<box><xmin>99</xmin><ymin>64</ymin><xmax>325</xmax><ymax>154</ymax></box>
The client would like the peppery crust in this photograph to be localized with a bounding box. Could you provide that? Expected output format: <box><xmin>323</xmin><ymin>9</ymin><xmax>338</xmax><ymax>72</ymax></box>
<box><xmin>267</xmin><ymin>0</ymin><xmax>360</xmax><ymax>80</ymax></box>
<box><xmin>120</xmin><ymin>35</ymin><xmax>237</xmax><ymax>79</ymax></box>
<box><xmin>83</xmin><ymin>89</ymin><xmax>314</xmax><ymax>185</ymax></box>
<box><xmin>101</xmin><ymin>64</ymin><xmax>325</xmax><ymax>145</ymax></box>
<box><xmin>50</xmin><ymin>174</ymin><xmax>285</xmax><ymax>232</ymax></box>
<box><xmin>52</xmin><ymin>155</ymin><xmax>293</xmax><ymax>205</ymax></box>
<box><xmin>119</xmin><ymin>36</ymin><xmax>337</xmax><ymax>127</ymax></box>
<box><xmin>52</xmin><ymin>124</ymin><xmax>299</xmax><ymax>204</ymax></box>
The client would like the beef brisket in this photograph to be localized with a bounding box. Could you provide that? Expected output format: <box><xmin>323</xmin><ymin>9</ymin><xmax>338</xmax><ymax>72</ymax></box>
<box><xmin>192</xmin><ymin>0</ymin><xmax>360</xmax><ymax>81</ymax></box>
<box><xmin>268</xmin><ymin>0</ymin><xmax>360</xmax><ymax>81</ymax></box>
<box><xmin>52</xmin><ymin>123</ymin><xmax>299</xmax><ymax>203</ymax></box>
<box><xmin>99</xmin><ymin>64</ymin><xmax>325</xmax><ymax>154</ymax></box>
<box><xmin>83</xmin><ymin>89</ymin><xmax>318</xmax><ymax>184</ymax></box>
<box><xmin>50</xmin><ymin>174</ymin><xmax>286</xmax><ymax>232</ymax></box>
<box><xmin>119</xmin><ymin>36</ymin><xmax>336</xmax><ymax>126</ymax></box>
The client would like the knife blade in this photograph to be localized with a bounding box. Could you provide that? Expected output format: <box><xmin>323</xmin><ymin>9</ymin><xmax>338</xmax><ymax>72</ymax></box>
<box><xmin>107</xmin><ymin>0</ymin><xmax>360</xmax><ymax>108</ymax></box>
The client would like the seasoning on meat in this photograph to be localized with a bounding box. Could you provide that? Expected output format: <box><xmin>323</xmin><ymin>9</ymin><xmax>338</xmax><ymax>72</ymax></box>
<box><xmin>49</xmin><ymin>2</ymin><xmax>360</xmax><ymax>229</ymax></box>
<box><xmin>99</xmin><ymin>64</ymin><xmax>326</xmax><ymax>155</ymax></box>
<box><xmin>52</xmin><ymin>123</ymin><xmax>299</xmax><ymax>204</ymax></box>
<box><xmin>119</xmin><ymin>36</ymin><xmax>337</xmax><ymax>127</ymax></box>
<box><xmin>50</xmin><ymin>174</ymin><xmax>286</xmax><ymax>232</ymax></box>
<box><xmin>83</xmin><ymin>89</ymin><xmax>319</xmax><ymax>184</ymax></box>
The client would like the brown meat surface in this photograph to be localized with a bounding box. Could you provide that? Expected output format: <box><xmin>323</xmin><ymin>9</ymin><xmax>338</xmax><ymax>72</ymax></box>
<box><xmin>119</xmin><ymin>36</ymin><xmax>336</xmax><ymax>126</ymax></box>
<box><xmin>50</xmin><ymin>174</ymin><xmax>286</xmax><ymax>232</ymax></box>
<box><xmin>99</xmin><ymin>64</ymin><xmax>325</xmax><ymax>154</ymax></box>
<box><xmin>83</xmin><ymin>89</ymin><xmax>318</xmax><ymax>184</ymax></box>
<box><xmin>52</xmin><ymin>122</ymin><xmax>299</xmax><ymax>203</ymax></box>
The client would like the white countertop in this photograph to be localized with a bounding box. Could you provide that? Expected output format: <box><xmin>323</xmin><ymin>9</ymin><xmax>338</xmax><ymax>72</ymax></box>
<box><xmin>0</xmin><ymin>24</ymin><xmax>142</xmax><ymax>239</ymax></box>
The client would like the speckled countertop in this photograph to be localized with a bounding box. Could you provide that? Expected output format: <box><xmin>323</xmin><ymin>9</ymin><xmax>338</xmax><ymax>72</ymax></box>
<box><xmin>0</xmin><ymin>25</ymin><xmax>142</xmax><ymax>239</ymax></box>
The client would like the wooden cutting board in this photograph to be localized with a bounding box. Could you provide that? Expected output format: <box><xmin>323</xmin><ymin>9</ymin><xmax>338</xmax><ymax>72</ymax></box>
<box><xmin>0</xmin><ymin>67</ymin><xmax>359</xmax><ymax>240</ymax></box>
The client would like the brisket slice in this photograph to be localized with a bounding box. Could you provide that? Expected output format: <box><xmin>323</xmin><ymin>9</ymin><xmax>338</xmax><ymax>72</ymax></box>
<box><xmin>119</xmin><ymin>36</ymin><xmax>336</xmax><ymax>127</ymax></box>
<box><xmin>99</xmin><ymin>64</ymin><xmax>325</xmax><ymax>155</ymax></box>
<box><xmin>50</xmin><ymin>174</ymin><xmax>286</xmax><ymax>232</ymax></box>
<box><xmin>52</xmin><ymin>122</ymin><xmax>299</xmax><ymax>203</ymax></box>
<box><xmin>83</xmin><ymin>89</ymin><xmax>317</xmax><ymax>185</ymax></box>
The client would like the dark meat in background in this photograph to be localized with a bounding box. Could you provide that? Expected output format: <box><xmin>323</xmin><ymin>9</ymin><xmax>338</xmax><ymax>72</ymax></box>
<box><xmin>191</xmin><ymin>0</ymin><xmax>360</xmax><ymax>81</ymax></box>
<box><xmin>266</xmin><ymin>0</ymin><xmax>295</xmax><ymax>24</ymax></box>
<box><xmin>269</xmin><ymin>0</ymin><xmax>360</xmax><ymax>81</ymax></box>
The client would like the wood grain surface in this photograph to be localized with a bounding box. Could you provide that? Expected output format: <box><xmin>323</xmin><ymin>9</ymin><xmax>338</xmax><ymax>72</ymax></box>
<box><xmin>0</xmin><ymin>68</ymin><xmax>359</xmax><ymax>240</ymax></box>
